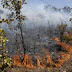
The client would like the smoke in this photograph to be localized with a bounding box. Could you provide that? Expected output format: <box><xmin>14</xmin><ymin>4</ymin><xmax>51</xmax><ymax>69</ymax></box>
<box><xmin>24</xmin><ymin>5</ymin><xmax>72</xmax><ymax>27</ymax></box>
<box><xmin>1</xmin><ymin>4</ymin><xmax>72</xmax><ymax>29</ymax></box>
<box><xmin>0</xmin><ymin>9</ymin><xmax>4</xmax><ymax>14</ymax></box>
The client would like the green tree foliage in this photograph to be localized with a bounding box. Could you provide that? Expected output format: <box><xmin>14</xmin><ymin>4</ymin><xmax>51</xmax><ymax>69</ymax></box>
<box><xmin>1</xmin><ymin>0</ymin><xmax>27</xmax><ymax>55</ymax></box>
<box><xmin>61</xmin><ymin>18</ymin><xmax>72</xmax><ymax>42</ymax></box>
<box><xmin>57</xmin><ymin>23</ymin><xmax>67</xmax><ymax>42</ymax></box>
<box><xmin>0</xmin><ymin>28</ymin><xmax>12</xmax><ymax>71</ymax></box>
<box><xmin>0</xmin><ymin>0</ymin><xmax>27</xmax><ymax>70</ymax></box>
<box><xmin>1</xmin><ymin>0</ymin><xmax>26</xmax><ymax>20</ymax></box>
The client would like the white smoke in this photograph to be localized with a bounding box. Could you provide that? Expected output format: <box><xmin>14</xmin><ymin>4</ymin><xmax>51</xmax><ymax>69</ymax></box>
<box><xmin>24</xmin><ymin>4</ymin><xmax>72</xmax><ymax>27</ymax></box>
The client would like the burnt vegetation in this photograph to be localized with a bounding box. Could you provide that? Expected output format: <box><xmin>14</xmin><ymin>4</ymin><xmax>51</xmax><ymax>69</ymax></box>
<box><xmin>0</xmin><ymin>0</ymin><xmax>72</xmax><ymax>72</ymax></box>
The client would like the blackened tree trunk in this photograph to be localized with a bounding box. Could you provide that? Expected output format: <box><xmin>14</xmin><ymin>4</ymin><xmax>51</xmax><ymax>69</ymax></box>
<box><xmin>19</xmin><ymin>24</ymin><xmax>26</xmax><ymax>54</ymax></box>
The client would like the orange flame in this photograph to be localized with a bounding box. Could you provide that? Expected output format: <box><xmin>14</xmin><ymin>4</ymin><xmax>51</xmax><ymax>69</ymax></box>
<box><xmin>12</xmin><ymin>55</ymin><xmax>22</xmax><ymax>66</ymax></box>
<box><xmin>12</xmin><ymin>37</ymin><xmax>72</xmax><ymax>69</ymax></box>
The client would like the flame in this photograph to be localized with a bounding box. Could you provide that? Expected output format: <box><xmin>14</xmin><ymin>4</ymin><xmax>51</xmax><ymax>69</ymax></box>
<box><xmin>12</xmin><ymin>55</ymin><xmax>22</xmax><ymax>66</ymax></box>
<box><xmin>61</xmin><ymin>42</ymin><xmax>72</xmax><ymax>53</ymax></box>
<box><xmin>55</xmin><ymin>38</ymin><xmax>59</xmax><ymax>41</ymax></box>
<box><xmin>58</xmin><ymin>52</ymin><xmax>70</xmax><ymax>61</ymax></box>
<box><xmin>12</xmin><ymin>37</ymin><xmax>72</xmax><ymax>69</ymax></box>
<box><xmin>52</xmin><ymin>37</ymin><xmax>59</xmax><ymax>41</ymax></box>
<box><xmin>22</xmin><ymin>54</ymin><xmax>34</xmax><ymax>68</ymax></box>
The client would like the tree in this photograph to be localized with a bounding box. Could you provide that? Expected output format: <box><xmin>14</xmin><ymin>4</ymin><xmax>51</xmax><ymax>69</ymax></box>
<box><xmin>57</xmin><ymin>23</ymin><xmax>67</xmax><ymax>42</ymax></box>
<box><xmin>1</xmin><ymin>0</ymin><xmax>27</xmax><ymax>55</ymax></box>
<box><xmin>0</xmin><ymin>28</ymin><xmax>12</xmax><ymax>71</ymax></box>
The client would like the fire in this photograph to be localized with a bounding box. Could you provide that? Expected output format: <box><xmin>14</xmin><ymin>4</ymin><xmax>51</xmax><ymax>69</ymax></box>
<box><xmin>12</xmin><ymin>37</ymin><xmax>72</xmax><ymax>69</ymax></box>
<box><xmin>22</xmin><ymin>54</ymin><xmax>34</xmax><ymax>68</ymax></box>
<box><xmin>58</xmin><ymin>52</ymin><xmax>70</xmax><ymax>61</ymax></box>
<box><xmin>55</xmin><ymin>38</ymin><xmax>59</xmax><ymax>41</ymax></box>
<box><xmin>61</xmin><ymin>42</ymin><xmax>72</xmax><ymax>53</ymax></box>
<box><xmin>12</xmin><ymin>55</ymin><xmax>22</xmax><ymax>66</ymax></box>
<box><xmin>52</xmin><ymin>37</ymin><xmax>59</xmax><ymax>41</ymax></box>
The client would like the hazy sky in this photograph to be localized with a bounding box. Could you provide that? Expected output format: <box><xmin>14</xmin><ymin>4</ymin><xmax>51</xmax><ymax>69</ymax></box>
<box><xmin>0</xmin><ymin>0</ymin><xmax>72</xmax><ymax>27</ymax></box>
<box><xmin>25</xmin><ymin>0</ymin><xmax>72</xmax><ymax>8</ymax></box>
<box><xmin>21</xmin><ymin>0</ymin><xmax>72</xmax><ymax>16</ymax></box>
<box><xmin>0</xmin><ymin>0</ymin><xmax>72</xmax><ymax>13</ymax></box>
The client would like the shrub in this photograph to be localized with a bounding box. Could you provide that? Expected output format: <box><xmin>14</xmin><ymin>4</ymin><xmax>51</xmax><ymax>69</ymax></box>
<box><xmin>0</xmin><ymin>28</ymin><xmax>13</xmax><ymax>71</ymax></box>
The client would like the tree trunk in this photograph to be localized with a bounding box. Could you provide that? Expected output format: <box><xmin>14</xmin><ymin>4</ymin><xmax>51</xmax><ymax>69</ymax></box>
<box><xmin>19</xmin><ymin>24</ymin><xmax>26</xmax><ymax>55</ymax></box>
